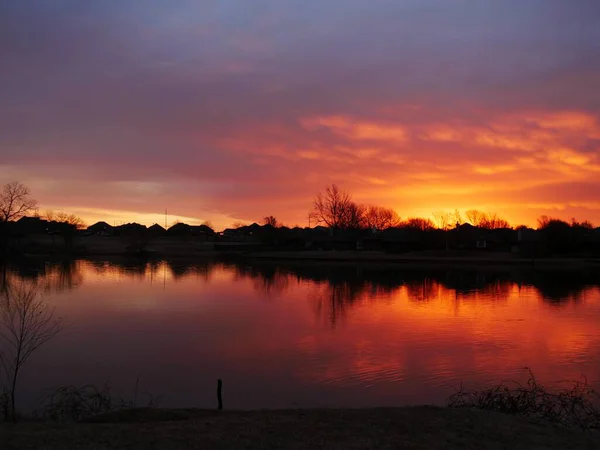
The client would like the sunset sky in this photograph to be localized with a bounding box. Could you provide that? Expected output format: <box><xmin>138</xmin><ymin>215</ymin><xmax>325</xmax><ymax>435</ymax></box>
<box><xmin>1</xmin><ymin>0</ymin><xmax>599</xmax><ymax>230</ymax></box>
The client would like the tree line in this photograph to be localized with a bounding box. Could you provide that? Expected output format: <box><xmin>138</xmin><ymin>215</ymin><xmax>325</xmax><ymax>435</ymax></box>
<box><xmin>307</xmin><ymin>184</ymin><xmax>596</xmax><ymax>232</ymax></box>
<box><xmin>1</xmin><ymin>181</ymin><xmax>597</xmax><ymax>234</ymax></box>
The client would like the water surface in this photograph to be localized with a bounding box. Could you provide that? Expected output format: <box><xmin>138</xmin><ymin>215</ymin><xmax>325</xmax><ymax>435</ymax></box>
<box><xmin>3</xmin><ymin>259</ymin><xmax>600</xmax><ymax>410</ymax></box>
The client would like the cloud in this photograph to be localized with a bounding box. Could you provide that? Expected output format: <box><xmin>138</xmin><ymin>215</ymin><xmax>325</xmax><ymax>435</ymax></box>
<box><xmin>0</xmin><ymin>1</ymin><xmax>599</xmax><ymax>228</ymax></box>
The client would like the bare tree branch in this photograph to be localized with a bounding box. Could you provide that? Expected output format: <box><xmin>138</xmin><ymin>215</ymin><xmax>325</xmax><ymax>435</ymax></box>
<box><xmin>0</xmin><ymin>182</ymin><xmax>38</xmax><ymax>223</ymax></box>
<box><xmin>263</xmin><ymin>216</ymin><xmax>278</xmax><ymax>227</ymax></box>
<box><xmin>364</xmin><ymin>205</ymin><xmax>401</xmax><ymax>230</ymax></box>
<box><xmin>311</xmin><ymin>184</ymin><xmax>365</xmax><ymax>230</ymax></box>
<box><xmin>0</xmin><ymin>282</ymin><xmax>61</xmax><ymax>421</ymax></box>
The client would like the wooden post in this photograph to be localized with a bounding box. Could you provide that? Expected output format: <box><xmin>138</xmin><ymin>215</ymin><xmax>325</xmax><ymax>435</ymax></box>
<box><xmin>217</xmin><ymin>379</ymin><xmax>223</xmax><ymax>410</ymax></box>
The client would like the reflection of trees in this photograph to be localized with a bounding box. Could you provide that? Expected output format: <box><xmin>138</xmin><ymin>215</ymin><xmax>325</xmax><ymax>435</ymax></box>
<box><xmin>477</xmin><ymin>271</ymin><xmax>600</xmax><ymax>305</ymax></box>
<box><xmin>0</xmin><ymin>260</ymin><xmax>84</xmax><ymax>295</ymax></box>
<box><xmin>530</xmin><ymin>277</ymin><xmax>590</xmax><ymax>305</ymax></box>
<box><xmin>42</xmin><ymin>260</ymin><xmax>84</xmax><ymax>293</ymax></box>
<box><xmin>227</xmin><ymin>262</ymin><xmax>600</xmax><ymax>316</ymax></box>
<box><xmin>308</xmin><ymin>280</ymin><xmax>369</xmax><ymax>326</ymax></box>
<box><xmin>2</xmin><ymin>259</ymin><xmax>598</xmax><ymax>311</ymax></box>
<box><xmin>405</xmin><ymin>278</ymin><xmax>438</xmax><ymax>303</ymax></box>
<box><xmin>230</xmin><ymin>264</ymin><xmax>292</xmax><ymax>297</ymax></box>
<box><xmin>252</xmin><ymin>273</ymin><xmax>290</xmax><ymax>297</ymax></box>
<box><xmin>168</xmin><ymin>262</ymin><xmax>213</xmax><ymax>283</ymax></box>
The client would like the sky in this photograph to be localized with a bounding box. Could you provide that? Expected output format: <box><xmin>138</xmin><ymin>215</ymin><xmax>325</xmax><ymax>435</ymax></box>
<box><xmin>1</xmin><ymin>0</ymin><xmax>600</xmax><ymax>230</ymax></box>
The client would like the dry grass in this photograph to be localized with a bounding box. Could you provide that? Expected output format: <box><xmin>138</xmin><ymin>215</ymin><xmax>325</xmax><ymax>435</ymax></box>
<box><xmin>448</xmin><ymin>368</ymin><xmax>600</xmax><ymax>430</ymax></box>
<box><xmin>34</xmin><ymin>382</ymin><xmax>161</xmax><ymax>422</ymax></box>
<box><xmin>1</xmin><ymin>407</ymin><xmax>599</xmax><ymax>450</ymax></box>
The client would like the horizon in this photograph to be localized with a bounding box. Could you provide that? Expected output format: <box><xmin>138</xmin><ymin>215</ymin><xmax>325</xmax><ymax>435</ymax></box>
<box><xmin>1</xmin><ymin>1</ymin><xmax>600</xmax><ymax>230</ymax></box>
<box><xmin>13</xmin><ymin>206</ymin><xmax>599</xmax><ymax>233</ymax></box>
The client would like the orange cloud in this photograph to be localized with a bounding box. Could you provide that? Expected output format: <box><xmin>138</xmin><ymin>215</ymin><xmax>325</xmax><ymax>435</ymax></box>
<box><xmin>301</xmin><ymin>116</ymin><xmax>408</xmax><ymax>142</ymax></box>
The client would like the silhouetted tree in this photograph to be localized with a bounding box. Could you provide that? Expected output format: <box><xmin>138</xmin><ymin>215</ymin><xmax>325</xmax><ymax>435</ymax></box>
<box><xmin>536</xmin><ymin>216</ymin><xmax>595</xmax><ymax>255</ymax></box>
<box><xmin>570</xmin><ymin>218</ymin><xmax>593</xmax><ymax>230</ymax></box>
<box><xmin>537</xmin><ymin>215</ymin><xmax>551</xmax><ymax>229</ymax></box>
<box><xmin>432</xmin><ymin>211</ymin><xmax>452</xmax><ymax>230</ymax></box>
<box><xmin>452</xmin><ymin>209</ymin><xmax>463</xmax><ymax>226</ymax></box>
<box><xmin>480</xmin><ymin>212</ymin><xmax>510</xmax><ymax>230</ymax></box>
<box><xmin>537</xmin><ymin>216</ymin><xmax>571</xmax><ymax>254</ymax></box>
<box><xmin>44</xmin><ymin>211</ymin><xmax>86</xmax><ymax>248</ymax></box>
<box><xmin>263</xmin><ymin>216</ymin><xmax>279</xmax><ymax>227</ymax></box>
<box><xmin>466</xmin><ymin>210</ymin><xmax>510</xmax><ymax>229</ymax></box>
<box><xmin>311</xmin><ymin>184</ymin><xmax>365</xmax><ymax>229</ymax></box>
<box><xmin>466</xmin><ymin>209</ymin><xmax>486</xmax><ymax>227</ymax></box>
<box><xmin>231</xmin><ymin>221</ymin><xmax>247</xmax><ymax>229</ymax></box>
<box><xmin>346</xmin><ymin>202</ymin><xmax>366</xmax><ymax>229</ymax></box>
<box><xmin>0</xmin><ymin>283</ymin><xmax>61</xmax><ymax>421</ymax></box>
<box><xmin>364</xmin><ymin>205</ymin><xmax>401</xmax><ymax>230</ymax></box>
<box><xmin>403</xmin><ymin>217</ymin><xmax>435</xmax><ymax>231</ymax></box>
<box><xmin>0</xmin><ymin>182</ymin><xmax>37</xmax><ymax>223</ymax></box>
<box><xmin>45</xmin><ymin>211</ymin><xmax>86</xmax><ymax>230</ymax></box>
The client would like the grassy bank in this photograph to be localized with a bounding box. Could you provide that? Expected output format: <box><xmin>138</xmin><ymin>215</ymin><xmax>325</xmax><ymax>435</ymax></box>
<box><xmin>1</xmin><ymin>407</ymin><xmax>598</xmax><ymax>449</ymax></box>
<box><xmin>8</xmin><ymin>235</ymin><xmax>600</xmax><ymax>269</ymax></box>
<box><xmin>239</xmin><ymin>250</ymin><xmax>600</xmax><ymax>270</ymax></box>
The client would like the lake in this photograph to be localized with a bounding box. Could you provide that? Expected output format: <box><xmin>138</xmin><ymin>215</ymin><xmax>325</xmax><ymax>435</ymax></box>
<box><xmin>2</xmin><ymin>258</ymin><xmax>600</xmax><ymax>411</ymax></box>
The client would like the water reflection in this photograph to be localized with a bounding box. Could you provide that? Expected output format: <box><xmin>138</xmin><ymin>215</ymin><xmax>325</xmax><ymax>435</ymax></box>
<box><xmin>2</xmin><ymin>259</ymin><xmax>599</xmax><ymax>312</ymax></box>
<box><xmin>1</xmin><ymin>258</ymin><xmax>600</xmax><ymax>409</ymax></box>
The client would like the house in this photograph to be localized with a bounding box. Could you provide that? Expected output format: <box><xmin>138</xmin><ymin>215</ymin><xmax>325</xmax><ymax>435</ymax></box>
<box><xmin>302</xmin><ymin>228</ymin><xmax>366</xmax><ymax>251</ymax></box>
<box><xmin>486</xmin><ymin>228</ymin><xmax>517</xmax><ymax>252</ymax></box>
<box><xmin>148</xmin><ymin>223</ymin><xmax>167</xmax><ymax>237</ymax></box>
<box><xmin>113</xmin><ymin>223</ymin><xmax>147</xmax><ymax>237</ymax></box>
<box><xmin>377</xmin><ymin>227</ymin><xmax>423</xmax><ymax>253</ymax></box>
<box><xmin>87</xmin><ymin>221</ymin><xmax>113</xmax><ymax>236</ymax></box>
<box><xmin>517</xmin><ymin>227</ymin><xmax>546</xmax><ymax>256</ymax></box>
<box><xmin>15</xmin><ymin>216</ymin><xmax>49</xmax><ymax>234</ymax></box>
<box><xmin>585</xmin><ymin>227</ymin><xmax>600</xmax><ymax>255</ymax></box>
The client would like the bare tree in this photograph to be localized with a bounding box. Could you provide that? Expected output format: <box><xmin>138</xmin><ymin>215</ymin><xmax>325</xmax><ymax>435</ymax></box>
<box><xmin>432</xmin><ymin>211</ymin><xmax>452</xmax><ymax>230</ymax></box>
<box><xmin>200</xmin><ymin>220</ymin><xmax>214</xmax><ymax>230</ymax></box>
<box><xmin>403</xmin><ymin>217</ymin><xmax>435</xmax><ymax>231</ymax></box>
<box><xmin>466</xmin><ymin>209</ymin><xmax>486</xmax><ymax>226</ymax></box>
<box><xmin>45</xmin><ymin>211</ymin><xmax>86</xmax><ymax>230</ymax></box>
<box><xmin>263</xmin><ymin>216</ymin><xmax>278</xmax><ymax>227</ymax></box>
<box><xmin>466</xmin><ymin>210</ymin><xmax>510</xmax><ymax>229</ymax></box>
<box><xmin>480</xmin><ymin>212</ymin><xmax>510</xmax><ymax>230</ymax></box>
<box><xmin>0</xmin><ymin>282</ymin><xmax>61</xmax><ymax>421</ymax></box>
<box><xmin>346</xmin><ymin>202</ymin><xmax>367</xmax><ymax>229</ymax></box>
<box><xmin>452</xmin><ymin>209</ymin><xmax>463</xmax><ymax>226</ymax></box>
<box><xmin>537</xmin><ymin>215</ymin><xmax>551</xmax><ymax>229</ymax></box>
<box><xmin>570</xmin><ymin>218</ymin><xmax>594</xmax><ymax>230</ymax></box>
<box><xmin>311</xmin><ymin>184</ymin><xmax>365</xmax><ymax>229</ymax></box>
<box><xmin>364</xmin><ymin>205</ymin><xmax>401</xmax><ymax>230</ymax></box>
<box><xmin>231</xmin><ymin>221</ymin><xmax>246</xmax><ymax>229</ymax></box>
<box><xmin>0</xmin><ymin>182</ymin><xmax>37</xmax><ymax>223</ymax></box>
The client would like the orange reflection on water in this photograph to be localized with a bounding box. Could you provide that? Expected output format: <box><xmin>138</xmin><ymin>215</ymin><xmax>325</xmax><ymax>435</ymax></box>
<box><xmin>4</xmin><ymin>260</ymin><xmax>600</xmax><ymax>408</ymax></box>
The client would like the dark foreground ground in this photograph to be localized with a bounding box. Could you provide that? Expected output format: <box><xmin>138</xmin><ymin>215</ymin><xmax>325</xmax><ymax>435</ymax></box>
<box><xmin>1</xmin><ymin>407</ymin><xmax>599</xmax><ymax>450</ymax></box>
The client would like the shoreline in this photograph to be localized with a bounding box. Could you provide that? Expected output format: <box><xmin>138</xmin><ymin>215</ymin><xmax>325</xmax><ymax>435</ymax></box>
<box><xmin>235</xmin><ymin>251</ymin><xmax>600</xmax><ymax>269</ymax></box>
<box><xmin>2</xmin><ymin>407</ymin><xmax>598</xmax><ymax>449</ymax></box>
<box><xmin>10</xmin><ymin>250</ymin><xmax>600</xmax><ymax>271</ymax></box>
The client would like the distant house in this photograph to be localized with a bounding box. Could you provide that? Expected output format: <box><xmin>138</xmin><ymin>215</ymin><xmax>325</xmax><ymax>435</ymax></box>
<box><xmin>455</xmin><ymin>223</ymin><xmax>480</xmax><ymax>250</ymax></box>
<box><xmin>15</xmin><ymin>216</ymin><xmax>49</xmax><ymax>235</ymax></box>
<box><xmin>516</xmin><ymin>227</ymin><xmax>546</xmax><ymax>256</ymax></box>
<box><xmin>87</xmin><ymin>221</ymin><xmax>114</xmax><ymax>236</ymax></box>
<box><xmin>305</xmin><ymin>228</ymin><xmax>366</xmax><ymax>251</ymax></box>
<box><xmin>486</xmin><ymin>228</ymin><xmax>517</xmax><ymax>251</ymax></box>
<box><xmin>587</xmin><ymin>228</ymin><xmax>600</xmax><ymax>254</ymax></box>
<box><xmin>148</xmin><ymin>223</ymin><xmax>167</xmax><ymax>236</ymax></box>
<box><xmin>377</xmin><ymin>227</ymin><xmax>423</xmax><ymax>252</ymax></box>
<box><xmin>190</xmin><ymin>224</ymin><xmax>215</xmax><ymax>236</ymax></box>
<box><xmin>167</xmin><ymin>222</ymin><xmax>215</xmax><ymax>239</ymax></box>
<box><xmin>114</xmin><ymin>223</ymin><xmax>147</xmax><ymax>237</ymax></box>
